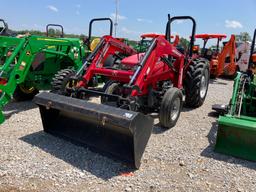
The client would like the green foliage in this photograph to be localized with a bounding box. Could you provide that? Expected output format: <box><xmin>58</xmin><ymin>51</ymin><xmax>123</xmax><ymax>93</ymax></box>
<box><xmin>235</xmin><ymin>32</ymin><xmax>251</xmax><ymax>42</ymax></box>
<box><xmin>209</xmin><ymin>45</ymin><xmax>218</xmax><ymax>50</ymax></box>
<box><xmin>13</xmin><ymin>28</ymin><xmax>135</xmax><ymax>43</ymax></box>
<box><xmin>15</xmin><ymin>29</ymin><xmax>44</xmax><ymax>36</ymax></box>
<box><xmin>47</xmin><ymin>28</ymin><xmax>61</xmax><ymax>37</ymax></box>
<box><xmin>14</xmin><ymin>29</ymin><xmax>84</xmax><ymax>39</ymax></box>
<box><xmin>126</xmin><ymin>40</ymin><xmax>137</xmax><ymax>47</ymax></box>
<box><xmin>179</xmin><ymin>37</ymin><xmax>190</xmax><ymax>50</ymax></box>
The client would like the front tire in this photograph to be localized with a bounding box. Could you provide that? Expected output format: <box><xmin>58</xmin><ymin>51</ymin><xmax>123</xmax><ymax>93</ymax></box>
<box><xmin>101</xmin><ymin>82</ymin><xmax>120</xmax><ymax>106</ymax></box>
<box><xmin>184</xmin><ymin>59</ymin><xmax>209</xmax><ymax>107</ymax></box>
<box><xmin>13</xmin><ymin>85</ymin><xmax>38</xmax><ymax>101</ymax></box>
<box><xmin>51</xmin><ymin>69</ymin><xmax>76</xmax><ymax>95</ymax></box>
<box><xmin>159</xmin><ymin>87</ymin><xmax>183</xmax><ymax>129</ymax></box>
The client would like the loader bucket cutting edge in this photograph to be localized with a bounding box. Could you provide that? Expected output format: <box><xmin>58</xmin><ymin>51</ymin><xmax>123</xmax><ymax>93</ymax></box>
<box><xmin>215</xmin><ymin>115</ymin><xmax>256</xmax><ymax>161</ymax></box>
<box><xmin>33</xmin><ymin>92</ymin><xmax>153</xmax><ymax>169</ymax></box>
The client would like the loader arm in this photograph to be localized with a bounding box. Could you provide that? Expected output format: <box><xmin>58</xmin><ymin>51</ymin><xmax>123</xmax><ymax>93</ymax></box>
<box><xmin>0</xmin><ymin>37</ymin><xmax>27</xmax><ymax>123</ymax></box>
<box><xmin>217</xmin><ymin>34</ymin><xmax>236</xmax><ymax>76</ymax></box>
<box><xmin>130</xmin><ymin>36</ymin><xmax>185</xmax><ymax>96</ymax></box>
<box><xmin>79</xmin><ymin>35</ymin><xmax>137</xmax><ymax>87</ymax></box>
<box><xmin>79</xmin><ymin>35</ymin><xmax>184</xmax><ymax>95</ymax></box>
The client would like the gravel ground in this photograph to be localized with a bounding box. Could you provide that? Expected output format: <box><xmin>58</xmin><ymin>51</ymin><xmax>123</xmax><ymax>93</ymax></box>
<box><xmin>1</xmin><ymin>78</ymin><xmax>256</xmax><ymax>192</ymax></box>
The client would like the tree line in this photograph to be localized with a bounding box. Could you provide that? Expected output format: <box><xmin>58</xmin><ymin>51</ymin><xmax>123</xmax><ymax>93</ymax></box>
<box><xmin>13</xmin><ymin>28</ymin><xmax>252</xmax><ymax>50</ymax></box>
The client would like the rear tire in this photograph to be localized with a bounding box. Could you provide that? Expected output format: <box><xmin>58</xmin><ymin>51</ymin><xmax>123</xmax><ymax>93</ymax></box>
<box><xmin>13</xmin><ymin>85</ymin><xmax>38</xmax><ymax>101</ymax></box>
<box><xmin>184</xmin><ymin>59</ymin><xmax>209</xmax><ymax>108</ymax></box>
<box><xmin>51</xmin><ymin>69</ymin><xmax>76</xmax><ymax>95</ymax></box>
<box><xmin>159</xmin><ymin>87</ymin><xmax>183</xmax><ymax>129</ymax></box>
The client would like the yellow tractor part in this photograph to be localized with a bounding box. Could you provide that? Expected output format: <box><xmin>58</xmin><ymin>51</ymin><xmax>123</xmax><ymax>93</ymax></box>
<box><xmin>90</xmin><ymin>38</ymin><xmax>101</xmax><ymax>51</ymax></box>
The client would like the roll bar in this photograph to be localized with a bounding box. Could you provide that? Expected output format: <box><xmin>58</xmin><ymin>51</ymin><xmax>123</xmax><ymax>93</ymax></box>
<box><xmin>165</xmin><ymin>15</ymin><xmax>196</xmax><ymax>57</ymax></box>
<box><xmin>46</xmin><ymin>24</ymin><xmax>64</xmax><ymax>38</ymax></box>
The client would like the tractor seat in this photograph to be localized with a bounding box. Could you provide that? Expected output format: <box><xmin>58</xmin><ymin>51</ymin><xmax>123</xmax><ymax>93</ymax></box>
<box><xmin>103</xmin><ymin>53</ymin><xmax>125</xmax><ymax>68</ymax></box>
<box><xmin>176</xmin><ymin>45</ymin><xmax>185</xmax><ymax>54</ymax></box>
<box><xmin>251</xmin><ymin>53</ymin><xmax>256</xmax><ymax>74</ymax></box>
<box><xmin>103</xmin><ymin>55</ymin><xmax>116</xmax><ymax>68</ymax></box>
<box><xmin>251</xmin><ymin>53</ymin><xmax>256</xmax><ymax>63</ymax></box>
<box><xmin>121</xmin><ymin>53</ymin><xmax>145</xmax><ymax>66</ymax></box>
<box><xmin>202</xmin><ymin>48</ymin><xmax>213</xmax><ymax>60</ymax></box>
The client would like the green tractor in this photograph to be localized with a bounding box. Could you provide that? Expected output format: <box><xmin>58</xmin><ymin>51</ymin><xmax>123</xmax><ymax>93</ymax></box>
<box><xmin>0</xmin><ymin>19</ymin><xmax>15</xmax><ymax>36</ymax></box>
<box><xmin>212</xmin><ymin>28</ymin><xmax>256</xmax><ymax>161</ymax></box>
<box><xmin>134</xmin><ymin>33</ymin><xmax>179</xmax><ymax>53</ymax></box>
<box><xmin>0</xmin><ymin>18</ymin><xmax>113</xmax><ymax>124</ymax></box>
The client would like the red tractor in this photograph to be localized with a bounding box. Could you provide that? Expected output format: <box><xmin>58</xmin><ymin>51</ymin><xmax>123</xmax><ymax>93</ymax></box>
<box><xmin>34</xmin><ymin>15</ymin><xmax>209</xmax><ymax>168</ymax></box>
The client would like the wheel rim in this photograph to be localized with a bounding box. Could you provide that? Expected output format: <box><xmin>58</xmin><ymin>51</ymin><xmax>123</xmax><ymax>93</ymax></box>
<box><xmin>65</xmin><ymin>79</ymin><xmax>77</xmax><ymax>89</ymax></box>
<box><xmin>104</xmin><ymin>84</ymin><xmax>120</xmax><ymax>103</ymax></box>
<box><xmin>19</xmin><ymin>85</ymin><xmax>36</xmax><ymax>94</ymax></box>
<box><xmin>64</xmin><ymin>79</ymin><xmax>77</xmax><ymax>95</ymax></box>
<box><xmin>200</xmin><ymin>70</ymin><xmax>208</xmax><ymax>98</ymax></box>
<box><xmin>170</xmin><ymin>97</ymin><xmax>180</xmax><ymax>121</ymax></box>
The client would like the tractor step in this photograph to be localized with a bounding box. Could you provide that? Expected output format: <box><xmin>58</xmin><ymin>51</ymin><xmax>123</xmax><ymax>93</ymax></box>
<box><xmin>33</xmin><ymin>92</ymin><xmax>153</xmax><ymax>169</ymax></box>
<box><xmin>212</xmin><ymin>104</ymin><xmax>228</xmax><ymax>115</ymax></box>
<box><xmin>215</xmin><ymin>115</ymin><xmax>256</xmax><ymax>161</ymax></box>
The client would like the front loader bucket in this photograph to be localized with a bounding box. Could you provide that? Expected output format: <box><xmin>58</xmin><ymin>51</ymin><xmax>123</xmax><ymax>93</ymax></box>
<box><xmin>215</xmin><ymin>115</ymin><xmax>256</xmax><ymax>161</ymax></box>
<box><xmin>34</xmin><ymin>92</ymin><xmax>153</xmax><ymax>168</ymax></box>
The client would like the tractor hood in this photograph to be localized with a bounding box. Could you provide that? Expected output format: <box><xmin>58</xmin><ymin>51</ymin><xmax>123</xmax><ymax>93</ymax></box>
<box><xmin>121</xmin><ymin>53</ymin><xmax>145</xmax><ymax>66</ymax></box>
